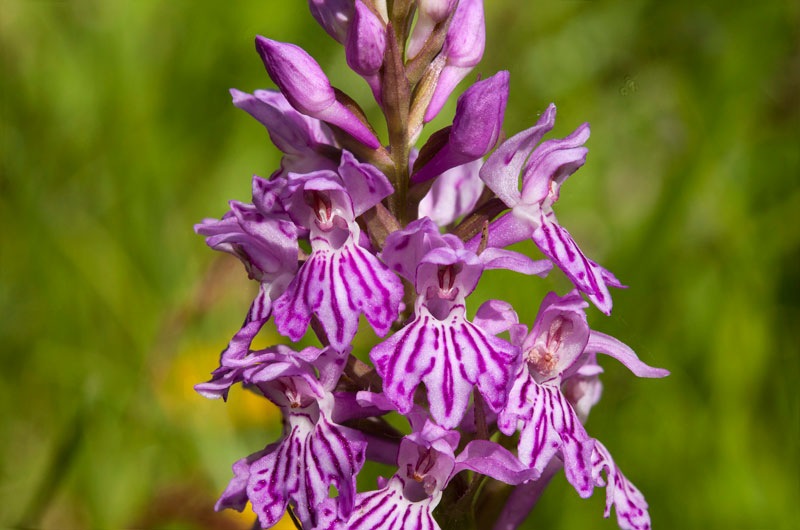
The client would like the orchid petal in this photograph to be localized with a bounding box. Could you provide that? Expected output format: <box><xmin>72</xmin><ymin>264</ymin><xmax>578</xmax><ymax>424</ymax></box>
<box><xmin>371</xmin><ymin>305</ymin><xmax>518</xmax><ymax>429</ymax></box>
<box><xmin>586</xmin><ymin>331</ymin><xmax>669</xmax><ymax>378</ymax></box>
<box><xmin>424</xmin><ymin>0</ymin><xmax>485</xmax><ymax>122</ymax></box>
<box><xmin>418</xmin><ymin>159</ymin><xmax>483</xmax><ymax>227</ymax></box>
<box><xmin>273</xmin><ymin>241</ymin><xmax>402</xmax><ymax>351</ymax></box>
<box><xmin>255</xmin><ymin>36</ymin><xmax>380</xmax><ymax>148</ymax></box>
<box><xmin>479</xmin><ymin>247</ymin><xmax>553</xmax><ymax>277</ymax></box>
<box><xmin>247</xmin><ymin>413</ymin><xmax>366</xmax><ymax>528</ymax></box>
<box><xmin>308</xmin><ymin>0</ymin><xmax>355</xmax><ymax>43</ymax></box>
<box><xmin>519</xmin><ymin>123</ymin><xmax>590</xmax><ymax>205</ymax></box>
<box><xmin>413</xmin><ymin>72</ymin><xmax>508</xmax><ymax>184</ymax></box>
<box><xmin>455</xmin><ymin>440</ymin><xmax>539</xmax><ymax>485</ymax></box>
<box><xmin>344</xmin><ymin>478</ymin><xmax>440</xmax><ymax>530</ymax></box>
<box><xmin>346</xmin><ymin>1</ymin><xmax>386</xmax><ymax>78</ymax></box>
<box><xmin>472</xmin><ymin>299</ymin><xmax>519</xmax><ymax>336</ymax></box>
<box><xmin>480</xmin><ymin>104</ymin><xmax>556</xmax><ymax>207</ymax></box>
<box><xmin>592</xmin><ymin>441</ymin><xmax>652</xmax><ymax>530</ymax></box>
<box><xmin>498</xmin><ymin>368</ymin><xmax>595</xmax><ymax>497</ymax></box>
<box><xmin>381</xmin><ymin>217</ymin><xmax>447</xmax><ymax>283</ymax></box>
<box><xmin>532</xmin><ymin>215</ymin><xmax>622</xmax><ymax>315</ymax></box>
<box><xmin>338</xmin><ymin>150</ymin><xmax>394</xmax><ymax>216</ymax></box>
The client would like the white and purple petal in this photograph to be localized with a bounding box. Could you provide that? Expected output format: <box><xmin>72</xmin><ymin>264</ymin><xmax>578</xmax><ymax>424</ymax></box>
<box><xmin>230</xmin><ymin>88</ymin><xmax>337</xmax><ymax>160</ymax></box>
<box><xmin>498</xmin><ymin>368</ymin><xmax>595</xmax><ymax>497</ymax></box>
<box><xmin>479</xmin><ymin>104</ymin><xmax>557</xmax><ymax>207</ymax></box>
<box><xmin>342</xmin><ymin>477</ymin><xmax>441</xmax><ymax>530</ymax></box>
<box><xmin>479</xmin><ymin>247</ymin><xmax>552</xmax><ymax>277</ymax></box>
<box><xmin>592</xmin><ymin>440</ymin><xmax>652</xmax><ymax>530</ymax></box>
<box><xmin>532</xmin><ymin>214</ymin><xmax>623</xmax><ymax>315</ymax></box>
<box><xmin>273</xmin><ymin>241</ymin><xmax>402</xmax><ymax>350</ymax></box>
<box><xmin>455</xmin><ymin>440</ymin><xmax>539</xmax><ymax>485</ymax></box>
<box><xmin>337</xmin><ymin>150</ymin><xmax>394</xmax><ymax>216</ymax></box>
<box><xmin>194</xmin><ymin>294</ymin><xmax>269</xmax><ymax>400</ymax></box>
<box><xmin>247</xmin><ymin>410</ymin><xmax>366</xmax><ymax>528</ymax></box>
<box><xmin>370</xmin><ymin>304</ymin><xmax>518</xmax><ymax>429</ymax></box>
<box><xmin>472</xmin><ymin>299</ymin><xmax>519</xmax><ymax>337</ymax></box>
<box><xmin>519</xmin><ymin>123</ymin><xmax>590</xmax><ymax>205</ymax></box>
<box><xmin>381</xmin><ymin>217</ymin><xmax>448</xmax><ymax>283</ymax></box>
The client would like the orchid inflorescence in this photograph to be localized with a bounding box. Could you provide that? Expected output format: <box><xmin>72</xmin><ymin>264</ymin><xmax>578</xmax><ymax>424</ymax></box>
<box><xmin>195</xmin><ymin>2</ymin><xmax>668</xmax><ymax>529</ymax></box>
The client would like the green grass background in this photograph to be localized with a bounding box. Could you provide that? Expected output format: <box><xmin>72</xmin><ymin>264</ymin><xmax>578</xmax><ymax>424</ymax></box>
<box><xmin>1</xmin><ymin>0</ymin><xmax>798</xmax><ymax>528</ymax></box>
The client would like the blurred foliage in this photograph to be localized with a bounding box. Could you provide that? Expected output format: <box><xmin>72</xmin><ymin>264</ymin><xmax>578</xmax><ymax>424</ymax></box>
<box><xmin>1</xmin><ymin>0</ymin><xmax>798</xmax><ymax>528</ymax></box>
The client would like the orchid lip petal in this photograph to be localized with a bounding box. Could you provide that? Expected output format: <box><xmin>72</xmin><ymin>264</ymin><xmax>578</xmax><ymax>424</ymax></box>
<box><xmin>371</xmin><ymin>304</ymin><xmax>519</xmax><ymax>429</ymax></box>
<box><xmin>273</xmin><ymin>240</ymin><xmax>403</xmax><ymax>351</ymax></box>
<box><xmin>498</xmin><ymin>372</ymin><xmax>595</xmax><ymax>497</ymax></box>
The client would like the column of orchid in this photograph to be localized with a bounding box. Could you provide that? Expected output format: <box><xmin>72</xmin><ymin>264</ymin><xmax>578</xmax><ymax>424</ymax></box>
<box><xmin>195</xmin><ymin>2</ymin><xmax>668</xmax><ymax>530</ymax></box>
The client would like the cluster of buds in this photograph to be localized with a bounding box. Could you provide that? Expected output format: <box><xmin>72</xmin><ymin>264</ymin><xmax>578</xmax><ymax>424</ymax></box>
<box><xmin>195</xmin><ymin>2</ymin><xmax>668</xmax><ymax>529</ymax></box>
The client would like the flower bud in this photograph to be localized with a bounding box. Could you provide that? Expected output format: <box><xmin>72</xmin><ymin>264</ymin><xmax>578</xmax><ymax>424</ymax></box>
<box><xmin>424</xmin><ymin>0</ymin><xmax>485</xmax><ymax>122</ymax></box>
<box><xmin>256</xmin><ymin>36</ymin><xmax>336</xmax><ymax>115</ymax></box>
<box><xmin>308</xmin><ymin>0</ymin><xmax>355</xmax><ymax>43</ymax></box>
<box><xmin>346</xmin><ymin>0</ymin><xmax>385</xmax><ymax>76</ymax></box>
<box><xmin>256</xmin><ymin>36</ymin><xmax>381</xmax><ymax>148</ymax></box>
<box><xmin>412</xmin><ymin>71</ymin><xmax>508</xmax><ymax>184</ymax></box>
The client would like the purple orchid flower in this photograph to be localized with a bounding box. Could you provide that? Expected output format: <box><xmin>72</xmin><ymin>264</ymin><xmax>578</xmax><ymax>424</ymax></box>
<box><xmin>198</xmin><ymin>4</ymin><xmax>669</xmax><ymax>527</ymax></box>
<box><xmin>230</xmin><ymin>88</ymin><xmax>339</xmax><ymax>179</ymax></box>
<box><xmin>316</xmin><ymin>394</ymin><xmax>536</xmax><ymax>530</ymax></box>
<box><xmin>272</xmin><ymin>151</ymin><xmax>403</xmax><ymax>351</ymax></box>
<box><xmin>497</xmin><ymin>290</ymin><xmax>668</xmax><ymax>498</ymax></box>
<box><xmin>412</xmin><ymin>71</ymin><xmax>508</xmax><ymax>184</ymax></box>
<box><xmin>478</xmin><ymin>104</ymin><xmax>624</xmax><ymax>314</ymax></box>
<box><xmin>215</xmin><ymin>345</ymin><xmax>366</xmax><ymax>529</ymax></box>
<box><xmin>370</xmin><ymin>218</ymin><xmax>551</xmax><ymax>429</ymax></box>
<box><xmin>255</xmin><ymin>36</ymin><xmax>381</xmax><ymax>149</ymax></box>
<box><xmin>194</xmin><ymin>176</ymin><xmax>299</xmax><ymax>399</ymax></box>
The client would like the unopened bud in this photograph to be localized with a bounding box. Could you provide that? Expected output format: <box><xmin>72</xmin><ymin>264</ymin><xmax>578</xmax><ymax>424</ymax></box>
<box><xmin>308</xmin><ymin>0</ymin><xmax>355</xmax><ymax>43</ymax></box>
<box><xmin>424</xmin><ymin>0</ymin><xmax>485</xmax><ymax>122</ymax></box>
<box><xmin>256</xmin><ymin>36</ymin><xmax>381</xmax><ymax>148</ymax></box>
<box><xmin>412</xmin><ymin>71</ymin><xmax>508</xmax><ymax>184</ymax></box>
